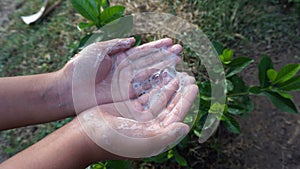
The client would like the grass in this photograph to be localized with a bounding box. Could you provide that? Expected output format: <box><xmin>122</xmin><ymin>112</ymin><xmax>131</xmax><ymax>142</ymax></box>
<box><xmin>0</xmin><ymin>0</ymin><xmax>300</xmax><ymax>168</ymax></box>
<box><xmin>0</xmin><ymin>0</ymin><xmax>84</xmax><ymax>77</ymax></box>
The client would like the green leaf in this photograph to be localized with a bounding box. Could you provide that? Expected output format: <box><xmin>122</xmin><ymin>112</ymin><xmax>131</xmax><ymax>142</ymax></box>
<box><xmin>220</xmin><ymin>49</ymin><xmax>233</xmax><ymax>64</ymax></box>
<box><xmin>94</xmin><ymin>0</ymin><xmax>102</xmax><ymax>15</ymax></box>
<box><xmin>223</xmin><ymin>115</ymin><xmax>241</xmax><ymax>134</ymax></box>
<box><xmin>278</xmin><ymin>75</ymin><xmax>300</xmax><ymax>91</ymax></box>
<box><xmin>258</xmin><ymin>56</ymin><xmax>274</xmax><ymax>87</ymax></box>
<box><xmin>174</xmin><ymin>150</ymin><xmax>188</xmax><ymax>167</ymax></box>
<box><xmin>276</xmin><ymin>91</ymin><xmax>293</xmax><ymax>99</ymax></box>
<box><xmin>228</xmin><ymin>75</ymin><xmax>248</xmax><ymax>94</ymax></box>
<box><xmin>77</xmin><ymin>22</ymin><xmax>94</xmax><ymax>31</ymax></box>
<box><xmin>167</xmin><ymin>149</ymin><xmax>174</xmax><ymax>159</ymax></box>
<box><xmin>198</xmin><ymin>81</ymin><xmax>211</xmax><ymax>97</ymax></box>
<box><xmin>79</xmin><ymin>15</ymin><xmax>133</xmax><ymax>49</ymax></box>
<box><xmin>267</xmin><ymin>69</ymin><xmax>277</xmax><ymax>82</ymax></box>
<box><xmin>273</xmin><ymin>64</ymin><xmax>300</xmax><ymax>84</ymax></box>
<box><xmin>226</xmin><ymin>57</ymin><xmax>254</xmax><ymax>77</ymax></box>
<box><xmin>100</xmin><ymin>6</ymin><xmax>125</xmax><ymax>25</ymax></box>
<box><xmin>71</xmin><ymin>0</ymin><xmax>99</xmax><ymax>22</ymax></box>
<box><xmin>263</xmin><ymin>91</ymin><xmax>298</xmax><ymax>114</ymax></box>
<box><xmin>227</xmin><ymin>95</ymin><xmax>254</xmax><ymax>115</ymax></box>
<box><xmin>212</xmin><ymin>41</ymin><xmax>224</xmax><ymax>56</ymax></box>
<box><xmin>77</xmin><ymin>34</ymin><xmax>93</xmax><ymax>51</ymax></box>
<box><xmin>101</xmin><ymin>0</ymin><xmax>110</xmax><ymax>9</ymax></box>
<box><xmin>90</xmin><ymin>162</ymin><xmax>106</xmax><ymax>169</ymax></box>
<box><xmin>133</xmin><ymin>35</ymin><xmax>141</xmax><ymax>47</ymax></box>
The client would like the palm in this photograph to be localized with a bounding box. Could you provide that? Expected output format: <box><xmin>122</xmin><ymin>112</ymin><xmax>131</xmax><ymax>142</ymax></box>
<box><xmin>78</xmin><ymin>72</ymin><xmax>198</xmax><ymax>158</ymax></box>
<box><xmin>94</xmin><ymin>38</ymin><xmax>182</xmax><ymax>105</ymax></box>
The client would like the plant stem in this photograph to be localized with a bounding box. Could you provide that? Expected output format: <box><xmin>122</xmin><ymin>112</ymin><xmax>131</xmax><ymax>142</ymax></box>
<box><xmin>227</xmin><ymin>92</ymin><xmax>249</xmax><ymax>97</ymax></box>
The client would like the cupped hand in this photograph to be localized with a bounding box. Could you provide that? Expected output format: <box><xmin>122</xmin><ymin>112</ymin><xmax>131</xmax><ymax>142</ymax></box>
<box><xmin>77</xmin><ymin>72</ymin><xmax>198</xmax><ymax>158</ymax></box>
<box><xmin>59</xmin><ymin>38</ymin><xmax>183</xmax><ymax>113</ymax></box>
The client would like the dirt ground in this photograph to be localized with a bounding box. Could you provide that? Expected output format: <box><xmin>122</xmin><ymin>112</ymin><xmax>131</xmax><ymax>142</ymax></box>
<box><xmin>0</xmin><ymin>0</ymin><xmax>300</xmax><ymax>168</ymax></box>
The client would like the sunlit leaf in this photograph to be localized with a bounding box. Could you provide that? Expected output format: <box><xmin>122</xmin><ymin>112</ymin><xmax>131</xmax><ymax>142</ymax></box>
<box><xmin>79</xmin><ymin>16</ymin><xmax>133</xmax><ymax>49</ymax></box>
<box><xmin>273</xmin><ymin>64</ymin><xmax>300</xmax><ymax>84</ymax></box>
<box><xmin>101</xmin><ymin>0</ymin><xmax>110</xmax><ymax>9</ymax></box>
<box><xmin>100</xmin><ymin>6</ymin><xmax>125</xmax><ymax>25</ymax></box>
<box><xmin>167</xmin><ymin>149</ymin><xmax>174</xmax><ymax>159</ymax></box>
<box><xmin>220</xmin><ymin>49</ymin><xmax>233</xmax><ymax>64</ymax></box>
<box><xmin>267</xmin><ymin>69</ymin><xmax>277</xmax><ymax>82</ymax></box>
<box><xmin>71</xmin><ymin>0</ymin><xmax>99</xmax><ymax>22</ymax></box>
<box><xmin>276</xmin><ymin>91</ymin><xmax>293</xmax><ymax>99</ymax></box>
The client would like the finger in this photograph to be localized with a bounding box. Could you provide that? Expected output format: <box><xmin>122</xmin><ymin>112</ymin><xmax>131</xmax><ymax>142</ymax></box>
<box><xmin>117</xmin><ymin>45</ymin><xmax>181</xmax><ymax>72</ymax></box>
<box><xmin>102</xmin><ymin>38</ymin><xmax>135</xmax><ymax>55</ymax></box>
<box><xmin>177</xmin><ymin>72</ymin><xmax>196</xmax><ymax>86</ymax></box>
<box><xmin>110</xmin><ymin>38</ymin><xmax>173</xmax><ymax>69</ymax></box>
<box><xmin>125</xmin><ymin>38</ymin><xmax>173</xmax><ymax>56</ymax></box>
<box><xmin>78</xmin><ymin>38</ymin><xmax>135</xmax><ymax>58</ymax></box>
<box><xmin>111</xmin><ymin>114</ymin><xmax>189</xmax><ymax>140</ymax></box>
<box><xmin>112</xmin><ymin>45</ymin><xmax>182</xmax><ymax>102</ymax></box>
<box><xmin>147</xmin><ymin>78</ymin><xmax>179</xmax><ymax>117</ymax></box>
<box><xmin>112</xmin><ymin>122</ymin><xmax>189</xmax><ymax>157</ymax></box>
<box><xmin>82</xmin><ymin>108</ymin><xmax>190</xmax><ymax>158</ymax></box>
<box><xmin>130</xmin><ymin>45</ymin><xmax>182</xmax><ymax>70</ymax></box>
<box><xmin>130</xmin><ymin>68</ymin><xmax>174</xmax><ymax>98</ymax></box>
<box><xmin>96</xmin><ymin>54</ymin><xmax>112</xmax><ymax>83</ymax></box>
<box><xmin>160</xmin><ymin>84</ymin><xmax>198</xmax><ymax>126</ymax></box>
<box><xmin>115</xmin><ymin>55</ymin><xmax>179</xmax><ymax>101</ymax></box>
<box><xmin>104</xmin><ymin>94</ymin><xmax>154</xmax><ymax>121</ymax></box>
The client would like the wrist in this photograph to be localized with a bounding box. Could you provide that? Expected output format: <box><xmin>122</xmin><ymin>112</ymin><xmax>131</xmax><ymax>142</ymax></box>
<box><xmin>53</xmin><ymin>66</ymin><xmax>75</xmax><ymax>116</ymax></box>
<box><xmin>69</xmin><ymin>118</ymin><xmax>123</xmax><ymax>165</ymax></box>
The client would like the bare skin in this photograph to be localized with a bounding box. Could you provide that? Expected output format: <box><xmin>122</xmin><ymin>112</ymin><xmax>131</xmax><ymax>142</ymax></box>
<box><xmin>0</xmin><ymin>38</ymin><xmax>198</xmax><ymax>169</ymax></box>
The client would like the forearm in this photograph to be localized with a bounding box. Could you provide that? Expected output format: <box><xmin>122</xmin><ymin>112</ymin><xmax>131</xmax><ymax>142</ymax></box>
<box><xmin>0</xmin><ymin>70</ymin><xmax>73</xmax><ymax>130</ymax></box>
<box><xmin>0</xmin><ymin>118</ymin><xmax>118</xmax><ymax>169</ymax></box>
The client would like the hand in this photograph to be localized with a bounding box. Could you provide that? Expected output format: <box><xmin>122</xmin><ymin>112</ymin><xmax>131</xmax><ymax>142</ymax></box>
<box><xmin>58</xmin><ymin>38</ymin><xmax>183</xmax><ymax>113</ymax></box>
<box><xmin>77</xmin><ymin>72</ymin><xmax>198</xmax><ymax>158</ymax></box>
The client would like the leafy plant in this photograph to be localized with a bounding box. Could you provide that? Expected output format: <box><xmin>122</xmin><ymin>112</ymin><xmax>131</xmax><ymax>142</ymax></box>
<box><xmin>70</xmin><ymin>0</ymin><xmax>127</xmax><ymax>53</ymax></box>
<box><xmin>71</xmin><ymin>0</ymin><xmax>124</xmax><ymax>30</ymax></box>
<box><xmin>196</xmin><ymin>43</ymin><xmax>300</xmax><ymax>136</ymax></box>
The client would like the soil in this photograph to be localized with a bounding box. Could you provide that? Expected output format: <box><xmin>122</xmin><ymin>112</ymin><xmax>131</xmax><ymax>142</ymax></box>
<box><xmin>0</xmin><ymin>0</ymin><xmax>300</xmax><ymax>168</ymax></box>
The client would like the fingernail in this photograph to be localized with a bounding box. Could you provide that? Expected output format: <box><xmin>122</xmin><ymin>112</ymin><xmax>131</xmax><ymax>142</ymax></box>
<box><xmin>121</xmin><ymin>37</ymin><xmax>135</xmax><ymax>46</ymax></box>
<box><xmin>174</xmin><ymin>127</ymin><xmax>189</xmax><ymax>140</ymax></box>
<box><xmin>180</xmin><ymin>127</ymin><xmax>189</xmax><ymax>136</ymax></box>
<box><xmin>169</xmin><ymin>44</ymin><xmax>182</xmax><ymax>53</ymax></box>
